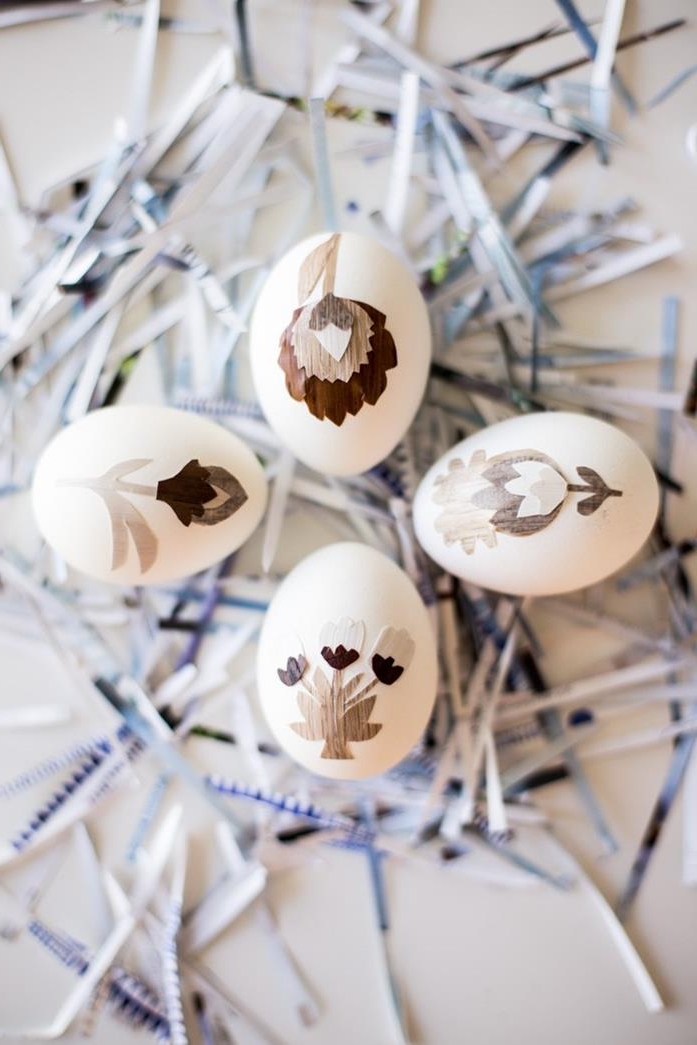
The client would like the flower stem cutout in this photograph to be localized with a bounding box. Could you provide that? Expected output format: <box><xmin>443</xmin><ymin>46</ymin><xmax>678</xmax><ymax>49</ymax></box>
<box><xmin>278</xmin><ymin>234</ymin><xmax>398</xmax><ymax>426</ymax></box>
<box><xmin>277</xmin><ymin>619</ymin><xmax>415</xmax><ymax>760</ymax></box>
<box><xmin>59</xmin><ymin>458</ymin><xmax>248</xmax><ymax>575</ymax></box>
<box><xmin>432</xmin><ymin>448</ymin><xmax>622</xmax><ymax>554</ymax></box>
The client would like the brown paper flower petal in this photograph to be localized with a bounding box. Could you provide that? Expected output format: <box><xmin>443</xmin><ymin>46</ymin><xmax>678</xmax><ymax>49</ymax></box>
<box><xmin>279</xmin><ymin>300</ymin><xmax>397</xmax><ymax>426</ymax></box>
<box><xmin>321</xmin><ymin>644</ymin><xmax>360</xmax><ymax>670</ymax></box>
<box><xmin>156</xmin><ymin>459</ymin><xmax>217</xmax><ymax>526</ymax></box>
<box><xmin>277</xmin><ymin>655</ymin><xmax>307</xmax><ymax>686</ymax></box>
<box><xmin>371</xmin><ymin>654</ymin><xmax>404</xmax><ymax>686</ymax></box>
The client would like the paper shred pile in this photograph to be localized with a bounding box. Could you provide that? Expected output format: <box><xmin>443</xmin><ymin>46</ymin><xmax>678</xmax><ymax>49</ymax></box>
<box><xmin>0</xmin><ymin>1</ymin><xmax>695</xmax><ymax>1040</ymax></box>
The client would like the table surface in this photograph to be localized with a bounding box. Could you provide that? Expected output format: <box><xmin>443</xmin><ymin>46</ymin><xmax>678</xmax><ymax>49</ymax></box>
<box><xmin>0</xmin><ymin>2</ymin><xmax>696</xmax><ymax>1043</ymax></box>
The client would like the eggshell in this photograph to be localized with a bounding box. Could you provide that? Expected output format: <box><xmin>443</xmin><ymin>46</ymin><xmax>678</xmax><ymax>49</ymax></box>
<box><xmin>413</xmin><ymin>412</ymin><xmax>659</xmax><ymax>596</ymax></box>
<box><xmin>257</xmin><ymin>542</ymin><xmax>438</xmax><ymax>780</ymax></box>
<box><xmin>32</xmin><ymin>405</ymin><xmax>268</xmax><ymax>585</ymax></box>
<box><xmin>249</xmin><ymin>231</ymin><xmax>431</xmax><ymax>476</ymax></box>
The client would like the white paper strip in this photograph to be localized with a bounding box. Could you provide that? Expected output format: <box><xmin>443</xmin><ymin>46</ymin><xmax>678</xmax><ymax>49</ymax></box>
<box><xmin>683</xmin><ymin>739</ymin><xmax>697</xmax><ymax>886</ymax></box>
<box><xmin>581</xmin><ymin>716</ymin><xmax>697</xmax><ymax>760</ymax></box>
<box><xmin>19</xmin><ymin>805</ymin><xmax>182</xmax><ymax>1038</ymax></box>
<box><xmin>546</xmin><ymin>832</ymin><xmax>664</xmax><ymax>1014</ymax></box>
<box><xmin>342</xmin><ymin>9</ymin><xmax>496</xmax><ymax>163</ymax></box>
<box><xmin>262</xmin><ymin>449</ymin><xmax>296</xmax><ymax>574</ymax></box>
<box><xmin>383</xmin><ymin>72</ymin><xmax>420</xmax><ymax>237</ymax></box>
<box><xmin>590</xmin><ymin>0</ymin><xmax>627</xmax><ymax>134</ymax></box>
<box><xmin>181</xmin><ymin>862</ymin><xmax>267</xmax><ymax>954</ymax></box>
<box><xmin>125</xmin><ymin>0</ymin><xmax>161</xmax><ymax>145</ymax></box>
<box><xmin>311</xmin><ymin>2</ymin><xmax>391</xmax><ymax>98</ymax></box>
<box><xmin>496</xmin><ymin>657</ymin><xmax>691</xmax><ymax>725</ymax></box>
<box><xmin>64</xmin><ymin>303</ymin><xmax>126</xmax><ymax>422</ymax></box>
<box><xmin>484</xmin><ymin>730</ymin><xmax>508</xmax><ymax>833</ymax></box>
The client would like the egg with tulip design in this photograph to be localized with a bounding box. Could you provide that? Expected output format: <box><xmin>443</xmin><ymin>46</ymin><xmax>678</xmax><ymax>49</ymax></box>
<box><xmin>257</xmin><ymin>543</ymin><xmax>438</xmax><ymax>779</ymax></box>
<box><xmin>413</xmin><ymin>411</ymin><xmax>659</xmax><ymax>596</ymax></box>
<box><xmin>31</xmin><ymin>405</ymin><xmax>268</xmax><ymax>584</ymax></box>
<box><xmin>249</xmin><ymin>231</ymin><xmax>431</xmax><ymax>476</ymax></box>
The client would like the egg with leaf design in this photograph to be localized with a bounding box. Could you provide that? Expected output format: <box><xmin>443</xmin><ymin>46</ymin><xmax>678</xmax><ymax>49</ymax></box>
<box><xmin>413</xmin><ymin>412</ymin><xmax>659</xmax><ymax>596</ymax></box>
<box><xmin>249</xmin><ymin>231</ymin><xmax>431</xmax><ymax>476</ymax></box>
<box><xmin>257</xmin><ymin>542</ymin><xmax>438</xmax><ymax>779</ymax></box>
<box><xmin>31</xmin><ymin>405</ymin><xmax>268</xmax><ymax>584</ymax></box>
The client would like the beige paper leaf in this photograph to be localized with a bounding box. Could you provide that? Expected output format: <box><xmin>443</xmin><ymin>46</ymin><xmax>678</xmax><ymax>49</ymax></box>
<box><xmin>297</xmin><ymin>234</ymin><xmax>340</xmax><ymax>303</ymax></box>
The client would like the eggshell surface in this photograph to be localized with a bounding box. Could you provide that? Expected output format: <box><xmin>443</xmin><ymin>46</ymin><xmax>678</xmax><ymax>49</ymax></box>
<box><xmin>413</xmin><ymin>412</ymin><xmax>659</xmax><ymax>596</ymax></box>
<box><xmin>249</xmin><ymin>231</ymin><xmax>431</xmax><ymax>475</ymax></box>
<box><xmin>32</xmin><ymin>405</ymin><xmax>268</xmax><ymax>585</ymax></box>
<box><xmin>257</xmin><ymin>542</ymin><xmax>438</xmax><ymax>779</ymax></box>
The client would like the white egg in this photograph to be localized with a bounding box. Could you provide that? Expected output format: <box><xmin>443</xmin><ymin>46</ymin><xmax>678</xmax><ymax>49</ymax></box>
<box><xmin>413</xmin><ymin>412</ymin><xmax>659</xmax><ymax>596</ymax></box>
<box><xmin>257</xmin><ymin>543</ymin><xmax>438</xmax><ymax>780</ymax></box>
<box><xmin>32</xmin><ymin>405</ymin><xmax>268</xmax><ymax>585</ymax></box>
<box><xmin>249</xmin><ymin>230</ymin><xmax>431</xmax><ymax>476</ymax></box>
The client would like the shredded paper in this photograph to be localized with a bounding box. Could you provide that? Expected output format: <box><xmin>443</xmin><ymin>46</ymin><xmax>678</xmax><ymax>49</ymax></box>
<box><xmin>0</xmin><ymin>1</ymin><xmax>695</xmax><ymax>1041</ymax></box>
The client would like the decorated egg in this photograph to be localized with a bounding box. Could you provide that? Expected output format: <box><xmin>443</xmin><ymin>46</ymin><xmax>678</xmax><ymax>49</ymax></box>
<box><xmin>32</xmin><ymin>405</ymin><xmax>268</xmax><ymax>585</ymax></box>
<box><xmin>257</xmin><ymin>542</ymin><xmax>438</xmax><ymax>779</ymax></box>
<box><xmin>249</xmin><ymin>230</ymin><xmax>431</xmax><ymax>475</ymax></box>
<box><xmin>413</xmin><ymin>412</ymin><xmax>659</xmax><ymax>596</ymax></box>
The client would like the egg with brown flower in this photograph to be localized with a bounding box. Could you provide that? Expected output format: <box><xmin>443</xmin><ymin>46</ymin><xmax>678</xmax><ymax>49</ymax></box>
<box><xmin>31</xmin><ymin>405</ymin><xmax>268</xmax><ymax>584</ymax></box>
<box><xmin>249</xmin><ymin>231</ymin><xmax>431</xmax><ymax>476</ymax></box>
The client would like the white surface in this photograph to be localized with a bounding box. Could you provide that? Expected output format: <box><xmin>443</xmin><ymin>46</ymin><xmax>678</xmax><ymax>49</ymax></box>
<box><xmin>1</xmin><ymin>2</ymin><xmax>697</xmax><ymax>1045</ymax></box>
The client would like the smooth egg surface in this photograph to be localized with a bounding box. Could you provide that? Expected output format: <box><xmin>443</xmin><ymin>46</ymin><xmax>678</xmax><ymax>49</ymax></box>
<box><xmin>32</xmin><ymin>405</ymin><xmax>268</xmax><ymax>585</ymax></box>
<box><xmin>413</xmin><ymin>412</ymin><xmax>659</xmax><ymax>596</ymax></box>
<box><xmin>257</xmin><ymin>542</ymin><xmax>438</xmax><ymax>779</ymax></box>
<box><xmin>249</xmin><ymin>231</ymin><xmax>431</xmax><ymax>476</ymax></box>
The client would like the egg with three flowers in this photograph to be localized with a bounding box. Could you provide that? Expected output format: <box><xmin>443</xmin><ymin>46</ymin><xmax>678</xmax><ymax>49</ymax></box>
<box><xmin>249</xmin><ymin>230</ymin><xmax>431</xmax><ymax>476</ymax></box>
<box><xmin>257</xmin><ymin>542</ymin><xmax>438</xmax><ymax>779</ymax></box>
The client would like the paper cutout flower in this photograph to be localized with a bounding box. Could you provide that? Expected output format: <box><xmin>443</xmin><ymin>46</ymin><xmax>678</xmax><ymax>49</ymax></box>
<box><xmin>277</xmin><ymin>655</ymin><xmax>307</xmax><ymax>687</ymax></box>
<box><xmin>278</xmin><ymin>234</ymin><xmax>397</xmax><ymax>426</ymax></box>
<box><xmin>279</xmin><ymin>618</ymin><xmax>415</xmax><ymax>760</ymax></box>
<box><xmin>370</xmin><ymin>626</ymin><xmax>415</xmax><ymax>686</ymax></box>
<box><xmin>432</xmin><ymin>448</ymin><xmax>622</xmax><ymax>554</ymax></box>
<box><xmin>60</xmin><ymin>458</ymin><xmax>248</xmax><ymax>575</ymax></box>
<box><xmin>156</xmin><ymin>460</ymin><xmax>248</xmax><ymax>526</ymax></box>
<box><xmin>319</xmin><ymin>617</ymin><xmax>364</xmax><ymax>669</ymax></box>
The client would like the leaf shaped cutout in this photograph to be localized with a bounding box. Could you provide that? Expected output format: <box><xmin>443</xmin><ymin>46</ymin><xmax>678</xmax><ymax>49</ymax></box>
<box><xmin>97</xmin><ymin>458</ymin><xmax>154</xmax><ymax>485</ymax></box>
<box><xmin>195</xmin><ymin>466</ymin><xmax>248</xmax><ymax>525</ymax></box>
<box><xmin>100</xmin><ymin>490</ymin><xmax>158</xmax><ymax>574</ymax></box>
<box><xmin>102</xmin><ymin>491</ymin><xmax>130</xmax><ymax>570</ymax></box>
<box><xmin>290</xmin><ymin>721</ymin><xmax>323</xmax><ymax>742</ymax></box>
<box><xmin>341</xmin><ymin>673</ymin><xmax>365</xmax><ymax>703</ymax></box>
<box><xmin>296</xmin><ymin>688</ymin><xmax>319</xmax><ymax>722</ymax></box>
<box><xmin>290</xmin><ymin>689</ymin><xmax>325</xmax><ymax>743</ymax></box>
<box><xmin>122</xmin><ymin>500</ymin><xmax>158</xmax><ymax>574</ymax></box>
<box><xmin>297</xmin><ymin>234</ymin><xmax>340</xmax><ymax>303</ymax></box>
<box><xmin>576</xmin><ymin>492</ymin><xmax>605</xmax><ymax>516</ymax></box>
<box><xmin>576</xmin><ymin>466</ymin><xmax>608</xmax><ymax>490</ymax></box>
<box><xmin>356</xmin><ymin>722</ymin><xmax>381</xmax><ymax>742</ymax></box>
<box><xmin>341</xmin><ymin>695</ymin><xmax>381</xmax><ymax>744</ymax></box>
<box><xmin>573</xmin><ymin>466</ymin><xmax>622</xmax><ymax>516</ymax></box>
<box><xmin>312</xmin><ymin>666</ymin><xmax>332</xmax><ymax>704</ymax></box>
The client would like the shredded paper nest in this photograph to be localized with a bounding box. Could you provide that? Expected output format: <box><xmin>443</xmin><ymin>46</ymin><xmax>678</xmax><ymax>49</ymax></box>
<box><xmin>0</xmin><ymin>0</ymin><xmax>696</xmax><ymax>1041</ymax></box>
